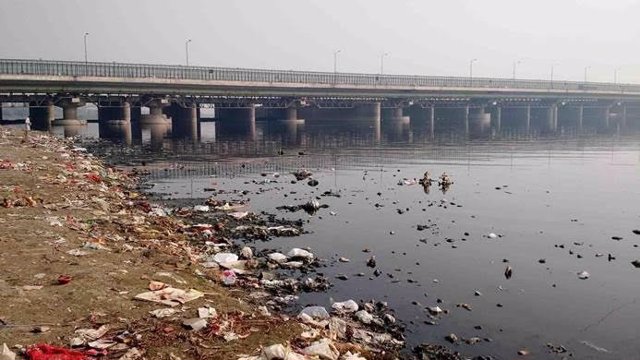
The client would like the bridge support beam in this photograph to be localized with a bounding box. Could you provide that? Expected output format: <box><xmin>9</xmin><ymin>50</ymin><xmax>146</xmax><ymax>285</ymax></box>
<box><xmin>492</xmin><ymin>106</ymin><xmax>502</xmax><ymax>131</ymax></box>
<box><xmin>216</xmin><ymin>105</ymin><xmax>256</xmax><ymax>140</ymax></box>
<box><xmin>546</xmin><ymin>105</ymin><xmax>558</xmax><ymax>132</ymax></box>
<box><xmin>141</xmin><ymin>99</ymin><xmax>170</xmax><ymax>125</ymax></box>
<box><xmin>353</xmin><ymin>102</ymin><xmax>381</xmax><ymax>119</ymax></box>
<box><xmin>30</xmin><ymin>101</ymin><xmax>55</xmax><ymax>131</ymax></box>
<box><xmin>170</xmin><ymin>103</ymin><xmax>199</xmax><ymax>140</ymax></box>
<box><xmin>577</xmin><ymin>105</ymin><xmax>584</xmax><ymax>130</ymax></box>
<box><xmin>54</xmin><ymin>98</ymin><xmax>86</xmax><ymax>126</ymax></box>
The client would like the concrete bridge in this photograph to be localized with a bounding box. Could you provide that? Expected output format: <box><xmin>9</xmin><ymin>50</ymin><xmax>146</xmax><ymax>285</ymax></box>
<box><xmin>1</xmin><ymin>58</ymin><xmax>639</xmax><ymax>137</ymax></box>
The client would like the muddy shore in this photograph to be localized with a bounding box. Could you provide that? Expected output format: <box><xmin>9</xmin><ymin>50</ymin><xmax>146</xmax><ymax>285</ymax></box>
<box><xmin>0</xmin><ymin>129</ymin><xmax>463</xmax><ymax>360</ymax></box>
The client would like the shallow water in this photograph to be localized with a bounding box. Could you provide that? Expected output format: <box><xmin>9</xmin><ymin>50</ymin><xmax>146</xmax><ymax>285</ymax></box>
<box><xmin>44</xmin><ymin>116</ymin><xmax>640</xmax><ymax>359</ymax></box>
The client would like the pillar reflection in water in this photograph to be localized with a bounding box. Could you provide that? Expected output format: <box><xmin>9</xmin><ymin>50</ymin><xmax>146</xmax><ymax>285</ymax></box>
<box><xmin>215</xmin><ymin>106</ymin><xmax>256</xmax><ymax>141</ymax></box>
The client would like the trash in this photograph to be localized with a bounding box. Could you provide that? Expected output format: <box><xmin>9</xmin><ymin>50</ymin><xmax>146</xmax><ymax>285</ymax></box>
<box><xmin>488</xmin><ymin>233</ymin><xmax>498</xmax><ymax>239</ymax></box>
<box><xmin>308</xmin><ymin>179</ymin><xmax>319</xmax><ymax>187</ymax></box>
<box><xmin>22</xmin><ymin>285</ymin><xmax>43</xmax><ymax>291</ymax></box>
<box><xmin>71</xmin><ymin>325</ymin><xmax>109</xmax><ymax>346</ymax></box>
<box><xmin>293</xmin><ymin>169</ymin><xmax>313</xmax><ymax>181</ymax></box>
<box><xmin>198</xmin><ymin>307</ymin><xmax>218</xmax><ymax>319</ymax></box>
<box><xmin>331</xmin><ymin>300</ymin><xmax>359</xmax><ymax>313</ymax></box>
<box><xmin>366</xmin><ymin>256</ymin><xmax>376</xmax><ymax>268</ymax></box>
<box><xmin>26</xmin><ymin>344</ymin><xmax>91</xmax><ymax>360</ymax></box>
<box><xmin>302</xmin><ymin>338</ymin><xmax>340</xmax><ymax>360</ymax></box>
<box><xmin>518</xmin><ymin>349</ymin><xmax>530</xmax><ymax>356</ymax></box>
<box><xmin>148</xmin><ymin>281</ymin><xmax>167</xmax><ymax>291</ymax></box>
<box><xmin>193</xmin><ymin>205</ymin><xmax>210</xmax><ymax>212</ymax></box>
<box><xmin>134</xmin><ymin>287</ymin><xmax>204</xmax><ymax>307</ymax></box>
<box><xmin>118</xmin><ymin>348</ymin><xmax>144</xmax><ymax>360</ymax></box>
<box><xmin>504</xmin><ymin>266</ymin><xmax>513</xmax><ymax>279</ymax></box>
<box><xmin>445</xmin><ymin>333</ymin><xmax>459</xmax><ymax>343</ymax></box>
<box><xmin>57</xmin><ymin>275</ymin><xmax>73</xmax><ymax>285</ymax></box>
<box><xmin>213</xmin><ymin>253</ymin><xmax>239</xmax><ymax>264</ymax></box>
<box><xmin>355</xmin><ymin>310</ymin><xmax>374</xmax><ymax>324</ymax></box>
<box><xmin>87</xmin><ymin>339</ymin><xmax>117</xmax><ymax>350</ymax></box>
<box><xmin>577</xmin><ymin>271</ymin><xmax>590</xmax><ymax>280</ymax></box>
<box><xmin>229</xmin><ymin>211</ymin><xmax>249</xmax><ymax>219</ymax></box>
<box><xmin>240</xmin><ymin>246</ymin><xmax>253</xmax><ymax>259</ymax></box>
<box><xmin>222</xmin><ymin>270</ymin><xmax>237</xmax><ymax>285</ymax></box>
<box><xmin>341</xmin><ymin>352</ymin><xmax>366</xmax><ymax>360</ymax></box>
<box><xmin>258</xmin><ymin>344</ymin><xmax>306</xmax><ymax>360</ymax></box>
<box><xmin>427</xmin><ymin>306</ymin><xmax>443</xmax><ymax>315</ymax></box>
<box><xmin>287</xmin><ymin>248</ymin><xmax>314</xmax><ymax>260</ymax></box>
<box><xmin>66</xmin><ymin>249</ymin><xmax>89</xmax><ymax>257</ymax></box>
<box><xmin>338</xmin><ymin>257</ymin><xmax>350</xmax><ymax>262</ymax></box>
<box><xmin>183</xmin><ymin>318</ymin><xmax>208</xmax><ymax>331</ymax></box>
<box><xmin>268</xmin><ymin>253</ymin><xmax>288</xmax><ymax>263</ymax></box>
<box><xmin>632</xmin><ymin>260</ymin><xmax>640</xmax><ymax>268</ymax></box>
<box><xmin>299</xmin><ymin>306</ymin><xmax>330</xmax><ymax>320</ymax></box>
<box><xmin>149</xmin><ymin>308</ymin><xmax>179</xmax><ymax>318</ymax></box>
<box><xmin>1</xmin><ymin>344</ymin><xmax>15</xmax><ymax>360</ymax></box>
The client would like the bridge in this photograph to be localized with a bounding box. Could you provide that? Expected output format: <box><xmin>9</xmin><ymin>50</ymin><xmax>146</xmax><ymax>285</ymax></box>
<box><xmin>1</xmin><ymin>58</ymin><xmax>639</xmax><ymax>137</ymax></box>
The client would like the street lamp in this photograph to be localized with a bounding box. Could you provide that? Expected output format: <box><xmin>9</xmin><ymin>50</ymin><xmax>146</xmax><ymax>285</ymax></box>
<box><xmin>584</xmin><ymin>66</ymin><xmax>591</xmax><ymax>82</ymax></box>
<box><xmin>512</xmin><ymin>59</ymin><xmax>523</xmax><ymax>80</ymax></box>
<box><xmin>380</xmin><ymin>52</ymin><xmax>389</xmax><ymax>74</ymax></box>
<box><xmin>469</xmin><ymin>58</ymin><xmax>478</xmax><ymax>79</ymax></box>
<box><xmin>83</xmin><ymin>32</ymin><xmax>89</xmax><ymax>64</ymax></box>
<box><xmin>185</xmin><ymin>39</ymin><xmax>192</xmax><ymax>66</ymax></box>
<box><xmin>333</xmin><ymin>49</ymin><xmax>342</xmax><ymax>73</ymax></box>
<box><xmin>614</xmin><ymin>66</ymin><xmax>622</xmax><ymax>84</ymax></box>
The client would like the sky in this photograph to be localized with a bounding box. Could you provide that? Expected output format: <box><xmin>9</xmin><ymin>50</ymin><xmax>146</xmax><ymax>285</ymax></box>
<box><xmin>1</xmin><ymin>0</ymin><xmax>639</xmax><ymax>83</ymax></box>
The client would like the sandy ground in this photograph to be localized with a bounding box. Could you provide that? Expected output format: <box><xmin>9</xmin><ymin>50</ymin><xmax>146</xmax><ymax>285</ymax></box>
<box><xmin>0</xmin><ymin>129</ymin><xmax>302</xmax><ymax>359</ymax></box>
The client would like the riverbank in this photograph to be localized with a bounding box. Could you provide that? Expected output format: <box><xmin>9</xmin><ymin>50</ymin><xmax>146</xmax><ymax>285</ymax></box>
<box><xmin>0</xmin><ymin>129</ymin><xmax>456</xmax><ymax>360</ymax></box>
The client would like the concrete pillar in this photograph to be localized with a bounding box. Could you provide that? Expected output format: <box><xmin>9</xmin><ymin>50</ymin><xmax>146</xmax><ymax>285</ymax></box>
<box><xmin>577</xmin><ymin>105</ymin><xmax>584</xmax><ymax>130</ymax></box>
<box><xmin>171</xmin><ymin>103</ymin><xmax>199</xmax><ymax>140</ymax></box>
<box><xmin>131</xmin><ymin>106</ymin><xmax>142</xmax><ymax>122</ymax></box>
<box><xmin>54</xmin><ymin>98</ymin><xmax>86</xmax><ymax>126</ymax></box>
<box><xmin>494</xmin><ymin>107</ymin><xmax>502</xmax><ymax>131</ymax></box>
<box><xmin>429</xmin><ymin>106</ymin><xmax>435</xmax><ymax>138</ymax></box>
<box><xmin>383</xmin><ymin>107</ymin><xmax>404</xmax><ymax>119</ymax></box>
<box><xmin>525</xmin><ymin>105</ymin><xmax>531</xmax><ymax>132</ymax></box>
<box><xmin>464</xmin><ymin>105</ymin><xmax>470</xmax><ymax>135</ymax></box>
<box><xmin>0</xmin><ymin>104</ymin><xmax>3</xmax><ymax>122</ymax></box>
<box><xmin>546</xmin><ymin>105</ymin><xmax>557</xmax><ymax>132</ymax></box>
<box><xmin>604</xmin><ymin>106</ymin><xmax>611</xmax><ymax>128</ymax></box>
<box><xmin>30</xmin><ymin>101</ymin><xmax>55</xmax><ymax>131</ymax></box>
<box><xmin>141</xmin><ymin>99</ymin><xmax>170</xmax><ymax>125</ymax></box>
<box><xmin>216</xmin><ymin>105</ymin><xmax>256</xmax><ymax>140</ymax></box>
<box><xmin>98</xmin><ymin>102</ymin><xmax>131</xmax><ymax>123</ymax></box>
<box><xmin>353</xmin><ymin>102</ymin><xmax>381</xmax><ymax>119</ymax></box>
<box><xmin>286</xmin><ymin>106</ymin><xmax>298</xmax><ymax>121</ymax></box>
<box><xmin>622</xmin><ymin>106</ymin><xmax>627</xmax><ymax>128</ymax></box>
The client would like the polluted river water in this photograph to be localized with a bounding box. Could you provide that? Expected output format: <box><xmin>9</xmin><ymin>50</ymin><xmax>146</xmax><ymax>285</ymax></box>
<box><xmin>39</xmin><ymin>116</ymin><xmax>640</xmax><ymax>359</ymax></box>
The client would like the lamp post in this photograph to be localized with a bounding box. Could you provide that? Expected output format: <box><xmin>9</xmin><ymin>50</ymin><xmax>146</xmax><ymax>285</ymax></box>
<box><xmin>380</xmin><ymin>52</ymin><xmax>389</xmax><ymax>74</ymax></box>
<box><xmin>469</xmin><ymin>58</ymin><xmax>478</xmax><ymax>80</ymax></box>
<box><xmin>185</xmin><ymin>39</ymin><xmax>192</xmax><ymax>66</ymax></box>
<box><xmin>614</xmin><ymin>67</ymin><xmax>622</xmax><ymax>84</ymax></box>
<box><xmin>333</xmin><ymin>49</ymin><xmax>342</xmax><ymax>73</ymax></box>
<box><xmin>584</xmin><ymin>66</ymin><xmax>591</xmax><ymax>82</ymax></box>
<box><xmin>83</xmin><ymin>32</ymin><xmax>89</xmax><ymax>64</ymax></box>
<box><xmin>512</xmin><ymin>59</ymin><xmax>522</xmax><ymax>80</ymax></box>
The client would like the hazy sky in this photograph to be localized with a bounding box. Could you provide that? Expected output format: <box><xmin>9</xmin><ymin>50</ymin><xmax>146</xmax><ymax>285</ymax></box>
<box><xmin>1</xmin><ymin>0</ymin><xmax>639</xmax><ymax>83</ymax></box>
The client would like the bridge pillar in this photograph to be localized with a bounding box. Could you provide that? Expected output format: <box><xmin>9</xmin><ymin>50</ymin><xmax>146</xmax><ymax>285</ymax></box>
<box><xmin>98</xmin><ymin>102</ymin><xmax>131</xmax><ymax>123</ymax></box>
<box><xmin>577</xmin><ymin>105</ymin><xmax>584</xmax><ymax>130</ymax></box>
<box><xmin>621</xmin><ymin>106</ymin><xmax>627</xmax><ymax>128</ymax></box>
<box><xmin>603</xmin><ymin>106</ymin><xmax>611</xmax><ymax>128</ymax></box>
<box><xmin>525</xmin><ymin>105</ymin><xmax>531</xmax><ymax>132</ymax></box>
<box><xmin>141</xmin><ymin>99</ymin><xmax>171</xmax><ymax>125</ymax></box>
<box><xmin>353</xmin><ymin>102</ymin><xmax>381</xmax><ymax>119</ymax></box>
<box><xmin>0</xmin><ymin>104</ymin><xmax>3</xmax><ymax>122</ymax></box>
<box><xmin>54</xmin><ymin>98</ymin><xmax>86</xmax><ymax>126</ymax></box>
<box><xmin>170</xmin><ymin>103</ymin><xmax>199</xmax><ymax>140</ymax></box>
<box><xmin>493</xmin><ymin>106</ymin><xmax>502</xmax><ymax>131</ymax></box>
<box><xmin>464</xmin><ymin>105</ymin><xmax>470</xmax><ymax>135</ymax></box>
<box><xmin>29</xmin><ymin>101</ymin><xmax>55</xmax><ymax>131</ymax></box>
<box><xmin>546</xmin><ymin>105</ymin><xmax>558</xmax><ymax>132</ymax></box>
<box><xmin>216</xmin><ymin>105</ymin><xmax>256</xmax><ymax>140</ymax></box>
<box><xmin>285</xmin><ymin>106</ymin><xmax>298</xmax><ymax>121</ymax></box>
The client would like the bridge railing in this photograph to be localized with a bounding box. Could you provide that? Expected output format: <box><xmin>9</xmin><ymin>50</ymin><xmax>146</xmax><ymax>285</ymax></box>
<box><xmin>1</xmin><ymin>58</ymin><xmax>638</xmax><ymax>93</ymax></box>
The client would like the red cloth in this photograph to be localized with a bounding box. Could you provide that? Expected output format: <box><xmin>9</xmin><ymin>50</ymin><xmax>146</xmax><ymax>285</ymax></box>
<box><xmin>26</xmin><ymin>344</ymin><xmax>90</xmax><ymax>360</ymax></box>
